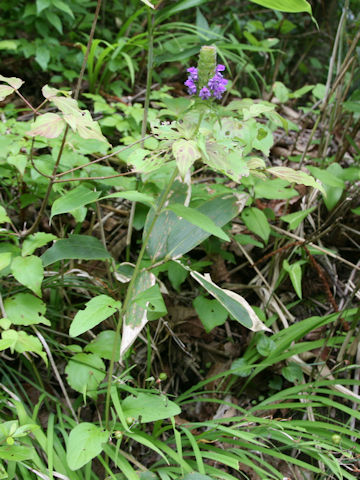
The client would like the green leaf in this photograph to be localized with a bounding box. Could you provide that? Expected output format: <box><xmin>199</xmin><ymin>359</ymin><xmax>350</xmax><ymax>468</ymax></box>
<box><xmin>0</xmin><ymin>206</ymin><xmax>10</xmax><ymax>224</ymax></box>
<box><xmin>66</xmin><ymin>423</ymin><xmax>109</xmax><ymax>471</ymax></box>
<box><xmin>51</xmin><ymin>186</ymin><xmax>100</xmax><ymax>219</ymax></box>
<box><xmin>121</xmin><ymin>393</ymin><xmax>181</xmax><ymax>423</ymax></box>
<box><xmin>132</xmin><ymin>284</ymin><xmax>167</xmax><ymax>321</ymax></box>
<box><xmin>27</xmin><ymin>113</ymin><xmax>65</xmax><ymax>139</ymax></box>
<box><xmin>256</xmin><ymin>334</ymin><xmax>276</xmax><ymax>356</ymax></box>
<box><xmin>273</xmin><ymin>81</ymin><xmax>289</xmax><ymax>103</ymax></box>
<box><xmin>241</xmin><ymin>207</ymin><xmax>270</xmax><ymax>243</ymax></box>
<box><xmin>0</xmin><ymin>445</ymin><xmax>34</xmax><ymax>462</ymax></box>
<box><xmin>4</xmin><ymin>293</ymin><xmax>49</xmax><ymax>326</ymax></box>
<box><xmin>190</xmin><ymin>270</ymin><xmax>270</xmax><ymax>332</ymax></box>
<box><xmin>193</xmin><ymin>296</ymin><xmax>228</xmax><ymax>332</ymax></box>
<box><xmin>0</xmin><ymin>252</ymin><xmax>12</xmax><ymax>272</ymax></box>
<box><xmin>36</xmin><ymin>0</ymin><xmax>51</xmax><ymax>14</ymax></box>
<box><xmin>167</xmin><ymin>260</ymin><xmax>188</xmax><ymax>291</ymax></box>
<box><xmin>22</xmin><ymin>233</ymin><xmax>57</xmax><ymax>257</ymax></box>
<box><xmin>249</xmin><ymin>0</ymin><xmax>312</xmax><ymax>13</ymax></box>
<box><xmin>281</xmin><ymin>207</ymin><xmax>316</xmax><ymax>230</ymax></box>
<box><xmin>254</xmin><ymin>178</ymin><xmax>298</xmax><ymax>200</ymax></box>
<box><xmin>306</xmin><ymin>166</ymin><xmax>344</xmax><ymax>188</ymax></box>
<box><xmin>283</xmin><ymin>259</ymin><xmax>303</xmax><ymax>299</ymax></box>
<box><xmin>69</xmin><ymin>295</ymin><xmax>121</xmax><ymax>337</ymax></box>
<box><xmin>2</xmin><ymin>330</ymin><xmax>47</xmax><ymax>363</ymax></box>
<box><xmin>100</xmin><ymin>190</ymin><xmax>154</xmax><ymax>207</ymax></box>
<box><xmin>234</xmin><ymin>234</ymin><xmax>263</xmax><ymax>248</ymax></box>
<box><xmin>167</xmin><ymin>204</ymin><xmax>230</xmax><ymax>242</ymax></box>
<box><xmin>281</xmin><ymin>362</ymin><xmax>303</xmax><ymax>383</ymax></box>
<box><xmin>35</xmin><ymin>45</ymin><xmax>50</xmax><ymax>70</ymax></box>
<box><xmin>268</xmin><ymin>167</ymin><xmax>325</xmax><ymax>194</ymax></box>
<box><xmin>11</xmin><ymin>255</ymin><xmax>44</xmax><ymax>296</ymax></box>
<box><xmin>41</xmin><ymin>235</ymin><xmax>111</xmax><ymax>266</ymax></box>
<box><xmin>45</xmin><ymin>10</ymin><xmax>62</xmax><ymax>33</ymax></box>
<box><xmin>172</xmin><ymin>139</ymin><xmax>201</xmax><ymax>178</ymax></box>
<box><xmin>52</xmin><ymin>0</ymin><xmax>75</xmax><ymax>18</ymax></box>
<box><xmin>65</xmin><ymin>353</ymin><xmax>106</xmax><ymax>399</ymax></box>
<box><xmin>84</xmin><ymin>331</ymin><xmax>120</xmax><ymax>361</ymax></box>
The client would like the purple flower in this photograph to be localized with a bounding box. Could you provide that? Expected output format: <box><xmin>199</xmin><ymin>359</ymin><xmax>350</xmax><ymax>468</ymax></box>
<box><xmin>187</xmin><ymin>67</ymin><xmax>198</xmax><ymax>80</ymax></box>
<box><xmin>208</xmin><ymin>72</ymin><xmax>228</xmax><ymax>100</ymax></box>
<box><xmin>184</xmin><ymin>63</ymin><xmax>228</xmax><ymax>100</ymax></box>
<box><xmin>184</xmin><ymin>78</ymin><xmax>197</xmax><ymax>95</ymax></box>
<box><xmin>199</xmin><ymin>87</ymin><xmax>211</xmax><ymax>100</ymax></box>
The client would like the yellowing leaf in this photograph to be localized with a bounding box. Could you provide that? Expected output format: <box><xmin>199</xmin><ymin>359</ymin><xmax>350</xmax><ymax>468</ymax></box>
<box><xmin>27</xmin><ymin>113</ymin><xmax>65</xmax><ymax>139</ymax></box>
<box><xmin>268</xmin><ymin>166</ymin><xmax>325</xmax><ymax>194</ymax></box>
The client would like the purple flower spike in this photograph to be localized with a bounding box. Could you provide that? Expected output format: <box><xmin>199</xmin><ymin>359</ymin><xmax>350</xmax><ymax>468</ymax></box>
<box><xmin>199</xmin><ymin>86</ymin><xmax>211</xmax><ymax>100</ymax></box>
<box><xmin>184</xmin><ymin>61</ymin><xmax>227</xmax><ymax>100</ymax></box>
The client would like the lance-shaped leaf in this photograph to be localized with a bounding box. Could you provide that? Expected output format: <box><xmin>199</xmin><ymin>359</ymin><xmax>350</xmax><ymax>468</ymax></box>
<box><xmin>51</xmin><ymin>186</ymin><xmax>100</xmax><ymax>219</ymax></box>
<box><xmin>249</xmin><ymin>0</ymin><xmax>312</xmax><ymax>13</ymax></box>
<box><xmin>146</xmin><ymin>192</ymin><xmax>247</xmax><ymax>261</ymax></box>
<box><xmin>41</xmin><ymin>235</ymin><xmax>111</xmax><ymax>266</ymax></box>
<box><xmin>27</xmin><ymin>113</ymin><xmax>65</xmax><ymax>139</ymax></box>
<box><xmin>172</xmin><ymin>139</ymin><xmax>201</xmax><ymax>178</ymax></box>
<box><xmin>120</xmin><ymin>271</ymin><xmax>156</xmax><ymax>360</ymax></box>
<box><xmin>69</xmin><ymin>295</ymin><xmax>122</xmax><ymax>337</ymax></box>
<box><xmin>166</xmin><ymin>203</ymin><xmax>230</xmax><ymax>241</ymax></box>
<box><xmin>268</xmin><ymin>167</ymin><xmax>325</xmax><ymax>194</ymax></box>
<box><xmin>190</xmin><ymin>271</ymin><xmax>271</xmax><ymax>332</ymax></box>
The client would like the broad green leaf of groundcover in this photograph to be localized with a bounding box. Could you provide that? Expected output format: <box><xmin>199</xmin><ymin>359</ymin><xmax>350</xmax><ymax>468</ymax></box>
<box><xmin>51</xmin><ymin>186</ymin><xmax>100</xmax><ymax>219</ymax></box>
<box><xmin>69</xmin><ymin>295</ymin><xmax>122</xmax><ymax>337</ymax></box>
<box><xmin>66</xmin><ymin>422</ymin><xmax>109</xmax><ymax>471</ymax></box>
<box><xmin>190</xmin><ymin>271</ymin><xmax>270</xmax><ymax>332</ymax></box>
<box><xmin>241</xmin><ymin>207</ymin><xmax>270</xmax><ymax>243</ymax></box>
<box><xmin>41</xmin><ymin>235</ymin><xmax>111</xmax><ymax>266</ymax></box>
<box><xmin>4</xmin><ymin>293</ymin><xmax>50</xmax><ymax>326</ymax></box>
<box><xmin>10</xmin><ymin>255</ymin><xmax>44</xmax><ymax>296</ymax></box>
<box><xmin>0</xmin><ymin>206</ymin><xmax>10</xmax><ymax>223</ymax></box>
<box><xmin>84</xmin><ymin>330</ymin><xmax>120</xmax><ymax>361</ymax></box>
<box><xmin>167</xmin><ymin>204</ymin><xmax>230</xmax><ymax>241</ymax></box>
<box><xmin>122</xmin><ymin>393</ymin><xmax>181</xmax><ymax>423</ymax></box>
<box><xmin>2</xmin><ymin>330</ymin><xmax>47</xmax><ymax>364</ymax></box>
<box><xmin>27</xmin><ymin>113</ymin><xmax>65</xmax><ymax>139</ymax></box>
<box><xmin>22</xmin><ymin>232</ymin><xmax>57</xmax><ymax>257</ymax></box>
<box><xmin>193</xmin><ymin>296</ymin><xmax>228</xmax><ymax>333</ymax></box>
<box><xmin>146</xmin><ymin>194</ymin><xmax>247</xmax><ymax>261</ymax></box>
<box><xmin>281</xmin><ymin>206</ymin><xmax>316</xmax><ymax>230</ymax></box>
<box><xmin>133</xmin><ymin>284</ymin><xmax>167</xmax><ymax>320</ymax></box>
<box><xmin>65</xmin><ymin>353</ymin><xmax>105</xmax><ymax>399</ymax></box>
<box><xmin>0</xmin><ymin>445</ymin><xmax>34</xmax><ymax>462</ymax></box>
<box><xmin>249</xmin><ymin>0</ymin><xmax>312</xmax><ymax>13</ymax></box>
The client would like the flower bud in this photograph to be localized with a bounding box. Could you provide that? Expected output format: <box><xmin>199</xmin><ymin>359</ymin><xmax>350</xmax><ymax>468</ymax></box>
<box><xmin>197</xmin><ymin>46</ymin><xmax>217</xmax><ymax>90</ymax></box>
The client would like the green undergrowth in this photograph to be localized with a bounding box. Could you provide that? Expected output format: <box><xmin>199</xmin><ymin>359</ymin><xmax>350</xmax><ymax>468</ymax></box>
<box><xmin>1</xmin><ymin>0</ymin><xmax>360</xmax><ymax>479</ymax></box>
